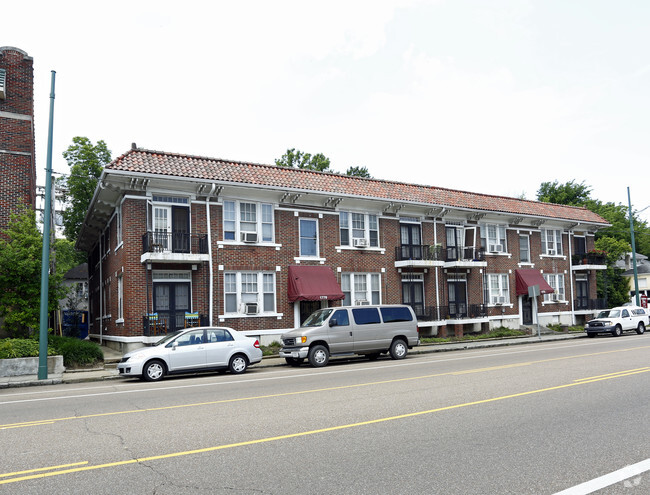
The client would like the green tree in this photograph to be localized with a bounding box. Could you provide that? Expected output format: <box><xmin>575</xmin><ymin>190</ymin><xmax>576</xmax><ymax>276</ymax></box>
<box><xmin>53</xmin><ymin>238</ymin><xmax>86</xmax><ymax>277</ymax></box>
<box><xmin>0</xmin><ymin>206</ymin><xmax>66</xmax><ymax>337</ymax></box>
<box><xmin>345</xmin><ymin>166</ymin><xmax>372</xmax><ymax>178</ymax></box>
<box><xmin>275</xmin><ymin>148</ymin><xmax>331</xmax><ymax>172</ymax></box>
<box><xmin>536</xmin><ymin>180</ymin><xmax>592</xmax><ymax>206</ymax></box>
<box><xmin>58</xmin><ymin>137</ymin><xmax>112</xmax><ymax>242</ymax></box>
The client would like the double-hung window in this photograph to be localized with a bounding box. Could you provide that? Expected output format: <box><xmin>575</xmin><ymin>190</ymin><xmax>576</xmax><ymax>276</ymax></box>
<box><xmin>484</xmin><ymin>273</ymin><xmax>510</xmax><ymax>305</ymax></box>
<box><xmin>223</xmin><ymin>200</ymin><xmax>274</xmax><ymax>243</ymax></box>
<box><xmin>224</xmin><ymin>272</ymin><xmax>276</xmax><ymax>315</ymax></box>
<box><xmin>341</xmin><ymin>273</ymin><xmax>381</xmax><ymax>305</ymax></box>
<box><xmin>542</xmin><ymin>229</ymin><xmax>563</xmax><ymax>255</ymax></box>
<box><xmin>543</xmin><ymin>274</ymin><xmax>565</xmax><ymax>302</ymax></box>
<box><xmin>339</xmin><ymin>212</ymin><xmax>379</xmax><ymax>247</ymax></box>
<box><xmin>299</xmin><ymin>218</ymin><xmax>318</xmax><ymax>257</ymax></box>
<box><xmin>480</xmin><ymin>224</ymin><xmax>507</xmax><ymax>253</ymax></box>
<box><xmin>519</xmin><ymin>235</ymin><xmax>530</xmax><ymax>263</ymax></box>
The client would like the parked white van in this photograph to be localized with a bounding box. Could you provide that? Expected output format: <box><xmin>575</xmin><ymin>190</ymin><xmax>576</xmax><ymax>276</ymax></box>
<box><xmin>279</xmin><ymin>305</ymin><xmax>420</xmax><ymax>367</ymax></box>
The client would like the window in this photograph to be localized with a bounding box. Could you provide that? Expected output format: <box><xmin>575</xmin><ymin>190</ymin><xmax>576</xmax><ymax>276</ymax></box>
<box><xmin>484</xmin><ymin>273</ymin><xmax>510</xmax><ymax>305</ymax></box>
<box><xmin>339</xmin><ymin>212</ymin><xmax>379</xmax><ymax>247</ymax></box>
<box><xmin>352</xmin><ymin>307</ymin><xmax>381</xmax><ymax>325</ymax></box>
<box><xmin>542</xmin><ymin>229</ymin><xmax>563</xmax><ymax>255</ymax></box>
<box><xmin>543</xmin><ymin>274</ymin><xmax>565</xmax><ymax>302</ymax></box>
<box><xmin>115</xmin><ymin>204</ymin><xmax>123</xmax><ymax>246</ymax></box>
<box><xmin>223</xmin><ymin>200</ymin><xmax>274</xmax><ymax>242</ymax></box>
<box><xmin>299</xmin><ymin>218</ymin><xmax>318</xmax><ymax>257</ymax></box>
<box><xmin>380</xmin><ymin>306</ymin><xmax>414</xmax><ymax>323</ymax></box>
<box><xmin>519</xmin><ymin>235</ymin><xmax>530</xmax><ymax>263</ymax></box>
<box><xmin>480</xmin><ymin>224</ymin><xmax>507</xmax><ymax>253</ymax></box>
<box><xmin>223</xmin><ymin>272</ymin><xmax>276</xmax><ymax>314</ymax></box>
<box><xmin>117</xmin><ymin>276</ymin><xmax>123</xmax><ymax>320</ymax></box>
<box><xmin>341</xmin><ymin>273</ymin><xmax>381</xmax><ymax>305</ymax></box>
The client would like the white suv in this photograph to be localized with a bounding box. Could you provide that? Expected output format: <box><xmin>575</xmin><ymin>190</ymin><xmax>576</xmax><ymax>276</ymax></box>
<box><xmin>585</xmin><ymin>306</ymin><xmax>649</xmax><ymax>337</ymax></box>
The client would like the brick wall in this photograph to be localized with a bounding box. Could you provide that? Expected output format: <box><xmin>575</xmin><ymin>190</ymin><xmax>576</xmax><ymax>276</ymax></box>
<box><xmin>0</xmin><ymin>47</ymin><xmax>36</xmax><ymax>233</ymax></box>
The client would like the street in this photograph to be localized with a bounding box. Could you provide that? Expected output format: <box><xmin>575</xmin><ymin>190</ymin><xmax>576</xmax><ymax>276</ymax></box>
<box><xmin>1</xmin><ymin>336</ymin><xmax>650</xmax><ymax>494</ymax></box>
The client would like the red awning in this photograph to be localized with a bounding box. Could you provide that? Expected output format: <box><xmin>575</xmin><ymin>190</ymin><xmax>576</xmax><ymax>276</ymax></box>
<box><xmin>287</xmin><ymin>266</ymin><xmax>345</xmax><ymax>302</ymax></box>
<box><xmin>515</xmin><ymin>269</ymin><xmax>555</xmax><ymax>296</ymax></box>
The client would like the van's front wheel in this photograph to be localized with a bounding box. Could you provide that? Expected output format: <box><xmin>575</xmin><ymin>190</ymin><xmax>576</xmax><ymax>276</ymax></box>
<box><xmin>308</xmin><ymin>345</ymin><xmax>329</xmax><ymax>367</ymax></box>
<box><xmin>389</xmin><ymin>339</ymin><xmax>408</xmax><ymax>360</ymax></box>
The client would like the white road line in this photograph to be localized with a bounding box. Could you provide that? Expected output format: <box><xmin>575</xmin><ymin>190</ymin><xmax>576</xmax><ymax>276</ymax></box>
<box><xmin>554</xmin><ymin>459</ymin><xmax>650</xmax><ymax>494</ymax></box>
<box><xmin>0</xmin><ymin>338</ymin><xmax>639</xmax><ymax>405</ymax></box>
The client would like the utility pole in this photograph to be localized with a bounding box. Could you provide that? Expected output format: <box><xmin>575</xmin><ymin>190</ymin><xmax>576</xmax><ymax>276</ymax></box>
<box><xmin>38</xmin><ymin>71</ymin><xmax>56</xmax><ymax>380</ymax></box>
<box><xmin>627</xmin><ymin>187</ymin><xmax>640</xmax><ymax>307</ymax></box>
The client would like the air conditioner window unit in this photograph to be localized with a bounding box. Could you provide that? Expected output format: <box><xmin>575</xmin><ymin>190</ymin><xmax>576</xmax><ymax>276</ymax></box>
<box><xmin>355</xmin><ymin>300</ymin><xmax>370</xmax><ymax>305</ymax></box>
<box><xmin>353</xmin><ymin>238</ymin><xmax>369</xmax><ymax>248</ymax></box>
<box><xmin>244</xmin><ymin>302</ymin><xmax>259</xmax><ymax>315</ymax></box>
<box><xmin>241</xmin><ymin>232</ymin><xmax>259</xmax><ymax>243</ymax></box>
<box><xmin>547</xmin><ymin>249</ymin><xmax>556</xmax><ymax>255</ymax></box>
<box><xmin>0</xmin><ymin>69</ymin><xmax>6</xmax><ymax>99</ymax></box>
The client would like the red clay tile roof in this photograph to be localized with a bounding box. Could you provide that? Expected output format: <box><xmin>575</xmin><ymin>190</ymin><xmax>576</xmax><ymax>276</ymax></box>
<box><xmin>107</xmin><ymin>148</ymin><xmax>609</xmax><ymax>226</ymax></box>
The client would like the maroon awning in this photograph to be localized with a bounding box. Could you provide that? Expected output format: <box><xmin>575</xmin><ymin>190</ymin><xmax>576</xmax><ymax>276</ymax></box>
<box><xmin>287</xmin><ymin>265</ymin><xmax>344</xmax><ymax>302</ymax></box>
<box><xmin>515</xmin><ymin>269</ymin><xmax>555</xmax><ymax>296</ymax></box>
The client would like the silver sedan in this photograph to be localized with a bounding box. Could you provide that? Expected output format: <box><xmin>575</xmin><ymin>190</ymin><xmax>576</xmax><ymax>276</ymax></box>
<box><xmin>117</xmin><ymin>327</ymin><xmax>263</xmax><ymax>381</ymax></box>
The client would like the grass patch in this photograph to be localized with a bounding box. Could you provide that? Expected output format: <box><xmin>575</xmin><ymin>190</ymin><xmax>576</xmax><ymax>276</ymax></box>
<box><xmin>421</xmin><ymin>327</ymin><xmax>527</xmax><ymax>344</ymax></box>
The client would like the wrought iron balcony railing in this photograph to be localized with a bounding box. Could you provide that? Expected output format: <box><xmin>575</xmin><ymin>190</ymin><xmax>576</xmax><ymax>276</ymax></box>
<box><xmin>142</xmin><ymin>232</ymin><xmax>209</xmax><ymax>255</ymax></box>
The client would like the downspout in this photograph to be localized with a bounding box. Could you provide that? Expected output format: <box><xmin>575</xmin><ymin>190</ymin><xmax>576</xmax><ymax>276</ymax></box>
<box><xmin>433</xmin><ymin>218</ymin><xmax>440</xmax><ymax>321</ymax></box>
<box><xmin>206</xmin><ymin>184</ymin><xmax>216</xmax><ymax>325</ymax></box>
<box><xmin>99</xmin><ymin>237</ymin><xmax>103</xmax><ymax>345</ymax></box>
<box><xmin>568</xmin><ymin>231</ymin><xmax>575</xmax><ymax>325</ymax></box>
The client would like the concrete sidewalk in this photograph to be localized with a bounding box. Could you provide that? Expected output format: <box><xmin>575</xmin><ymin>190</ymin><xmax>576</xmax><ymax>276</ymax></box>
<box><xmin>0</xmin><ymin>333</ymin><xmax>587</xmax><ymax>389</ymax></box>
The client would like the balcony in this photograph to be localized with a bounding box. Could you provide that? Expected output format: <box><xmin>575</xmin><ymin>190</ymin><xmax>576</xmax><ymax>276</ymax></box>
<box><xmin>141</xmin><ymin>232</ymin><xmax>210</xmax><ymax>264</ymax></box>
<box><xmin>444</xmin><ymin>246</ymin><xmax>487</xmax><ymax>268</ymax></box>
<box><xmin>574</xmin><ymin>298</ymin><xmax>607</xmax><ymax>312</ymax></box>
<box><xmin>571</xmin><ymin>253</ymin><xmax>607</xmax><ymax>270</ymax></box>
<box><xmin>415</xmin><ymin>304</ymin><xmax>487</xmax><ymax>321</ymax></box>
<box><xmin>394</xmin><ymin>244</ymin><xmax>444</xmax><ymax>268</ymax></box>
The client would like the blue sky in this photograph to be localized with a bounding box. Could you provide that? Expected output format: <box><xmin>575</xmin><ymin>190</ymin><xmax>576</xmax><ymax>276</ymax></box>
<box><xmin>6</xmin><ymin>0</ymin><xmax>650</xmax><ymax>222</ymax></box>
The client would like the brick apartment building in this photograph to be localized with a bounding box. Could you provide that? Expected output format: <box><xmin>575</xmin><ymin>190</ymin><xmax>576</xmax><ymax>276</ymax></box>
<box><xmin>0</xmin><ymin>47</ymin><xmax>36</xmax><ymax>233</ymax></box>
<box><xmin>76</xmin><ymin>146</ymin><xmax>610</xmax><ymax>353</ymax></box>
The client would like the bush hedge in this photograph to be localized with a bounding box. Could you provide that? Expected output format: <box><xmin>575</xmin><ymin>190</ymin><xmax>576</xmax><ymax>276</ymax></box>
<box><xmin>0</xmin><ymin>336</ymin><xmax>103</xmax><ymax>367</ymax></box>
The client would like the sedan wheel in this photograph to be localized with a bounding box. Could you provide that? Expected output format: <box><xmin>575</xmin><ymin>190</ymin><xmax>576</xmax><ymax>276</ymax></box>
<box><xmin>229</xmin><ymin>354</ymin><xmax>249</xmax><ymax>374</ymax></box>
<box><xmin>143</xmin><ymin>360</ymin><xmax>165</xmax><ymax>382</ymax></box>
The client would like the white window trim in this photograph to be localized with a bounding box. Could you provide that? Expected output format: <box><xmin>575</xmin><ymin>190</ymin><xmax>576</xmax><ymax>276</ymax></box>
<box><xmin>222</xmin><ymin>200</ymin><xmax>275</xmax><ymax>244</ymax></box>
<box><xmin>299</xmin><ymin>217</ymin><xmax>320</xmax><ymax>258</ymax></box>
<box><xmin>222</xmin><ymin>271</ymin><xmax>278</xmax><ymax>316</ymax></box>
<box><xmin>485</xmin><ymin>273</ymin><xmax>511</xmax><ymax>306</ymax></box>
<box><xmin>339</xmin><ymin>211</ymin><xmax>380</xmax><ymax>248</ymax></box>
<box><xmin>541</xmin><ymin>228</ymin><xmax>564</xmax><ymax>256</ymax></box>
<box><xmin>341</xmin><ymin>273</ymin><xmax>382</xmax><ymax>306</ymax></box>
<box><xmin>481</xmin><ymin>223</ymin><xmax>508</xmax><ymax>254</ymax></box>
<box><xmin>542</xmin><ymin>273</ymin><xmax>567</xmax><ymax>304</ymax></box>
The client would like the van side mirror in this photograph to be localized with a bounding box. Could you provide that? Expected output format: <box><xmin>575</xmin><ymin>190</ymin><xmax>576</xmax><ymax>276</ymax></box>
<box><xmin>329</xmin><ymin>319</ymin><xmax>338</xmax><ymax>327</ymax></box>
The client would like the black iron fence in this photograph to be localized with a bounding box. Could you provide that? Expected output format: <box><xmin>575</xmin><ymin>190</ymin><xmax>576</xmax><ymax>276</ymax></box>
<box><xmin>143</xmin><ymin>313</ymin><xmax>209</xmax><ymax>337</ymax></box>
<box><xmin>142</xmin><ymin>232</ymin><xmax>209</xmax><ymax>255</ymax></box>
<box><xmin>571</xmin><ymin>253</ymin><xmax>607</xmax><ymax>266</ymax></box>
<box><xmin>574</xmin><ymin>298</ymin><xmax>607</xmax><ymax>311</ymax></box>
<box><xmin>395</xmin><ymin>244</ymin><xmax>486</xmax><ymax>263</ymax></box>
<box><xmin>415</xmin><ymin>304</ymin><xmax>487</xmax><ymax>321</ymax></box>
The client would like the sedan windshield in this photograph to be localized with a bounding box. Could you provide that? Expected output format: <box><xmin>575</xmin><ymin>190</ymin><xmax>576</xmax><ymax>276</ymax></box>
<box><xmin>302</xmin><ymin>309</ymin><xmax>334</xmax><ymax>327</ymax></box>
<box><xmin>154</xmin><ymin>330</ymin><xmax>183</xmax><ymax>346</ymax></box>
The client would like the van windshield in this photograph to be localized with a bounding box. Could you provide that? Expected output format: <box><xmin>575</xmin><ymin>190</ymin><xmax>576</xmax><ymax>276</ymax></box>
<box><xmin>302</xmin><ymin>309</ymin><xmax>334</xmax><ymax>327</ymax></box>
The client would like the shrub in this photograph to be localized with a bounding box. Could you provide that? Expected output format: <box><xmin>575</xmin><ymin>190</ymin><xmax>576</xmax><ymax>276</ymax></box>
<box><xmin>48</xmin><ymin>336</ymin><xmax>103</xmax><ymax>367</ymax></box>
<box><xmin>0</xmin><ymin>338</ymin><xmax>44</xmax><ymax>359</ymax></box>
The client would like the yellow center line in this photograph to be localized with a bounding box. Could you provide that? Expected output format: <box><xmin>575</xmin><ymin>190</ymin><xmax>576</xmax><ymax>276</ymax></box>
<box><xmin>2</xmin><ymin>344</ymin><xmax>650</xmax><ymax>430</ymax></box>
<box><xmin>0</xmin><ymin>462</ymin><xmax>89</xmax><ymax>478</ymax></box>
<box><xmin>2</xmin><ymin>366</ymin><xmax>649</xmax><ymax>485</ymax></box>
<box><xmin>574</xmin><ymin>367</ymin><xmax>650</xmax><ymax>382</ymax></box>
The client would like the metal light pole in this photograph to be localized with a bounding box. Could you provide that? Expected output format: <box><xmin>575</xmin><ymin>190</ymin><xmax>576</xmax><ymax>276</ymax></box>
<box><xmin>627</xmin><ymin>187</ymin><xmax>640</xmax><ymax>307</ymax></box>
<box><xmin>37</xmin><ymin>71</ymin><xmax>56</xmax><ymax>380</ymax></box>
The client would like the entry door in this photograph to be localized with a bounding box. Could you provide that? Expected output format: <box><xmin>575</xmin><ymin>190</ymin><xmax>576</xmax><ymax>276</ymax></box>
<box><xmin>448</xmin><ymin>281</ymin><xmax>467</xmax><ymax>317</ymax></box>
<box><xmin>154</xmin><ymin>282</ymin><xmax>191</xmax><ymax>332</ymax></box>
<box><xmin>522</xmin><ymin>296</ymin><xmax>533</xmax><ymax>325</ymax></box>
<box><xmin>576</xmin><ymin>280</ymin><xmax>588</xmax><ymax>309</ymax></box>
<box><xmin>300</xmin><ymin>300</ymin><xmax>322</xmax><ymax>325</ymax></box>
<box><xmin>402</xmin><ymin>281</ymin><xmax>424</xmax><ymax>318</ymax></box>
<box><xmin>400</xmin><ymin>224</ymin><xmax>422</xmax><ymax>260</ymax></box>
<box><xmin>172</xmin><ymin>206</ymin><xmax>190</xmax><ymax>253</ymax></box>
<box><xmin>153</xmin><ymin>206</ymin><xmax>172</xmax><ymax>251</ymax></box>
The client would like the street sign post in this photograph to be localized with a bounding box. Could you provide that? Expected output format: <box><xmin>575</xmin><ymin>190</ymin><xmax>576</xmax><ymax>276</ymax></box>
<box><xmin>528</xmin><ymin>285</ymin><xmax>541</xmax><ymax>339</ymax></box>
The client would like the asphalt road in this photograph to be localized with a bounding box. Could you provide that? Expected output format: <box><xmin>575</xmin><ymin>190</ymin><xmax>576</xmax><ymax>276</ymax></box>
<box><xmin>1</xmin><ymin>335</ymin><xmax>650</xmax><ymax>494</ymax></box>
